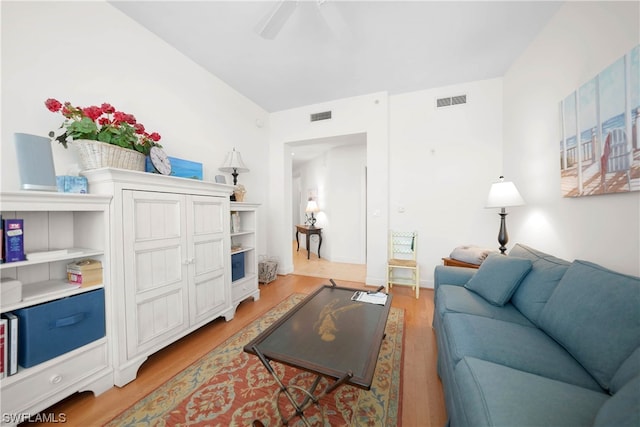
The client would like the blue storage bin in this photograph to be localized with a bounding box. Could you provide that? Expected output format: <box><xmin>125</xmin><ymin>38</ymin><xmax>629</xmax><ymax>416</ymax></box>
<box><xmin>232</xmin><ymin>252</ymin><xmax>245</xmax><ymax>282</ymax></box>
<box><xmin>14</xmin><ymin>288</ymin><xmax>105</xmax><ymax>368</ymax></box>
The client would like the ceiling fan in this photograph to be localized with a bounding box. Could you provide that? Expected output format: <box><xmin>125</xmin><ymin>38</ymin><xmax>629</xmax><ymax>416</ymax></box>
<box><xmin>257</xmin><ymin>0</ymin><xmax>348</xmax><ymax>40</ymax></box>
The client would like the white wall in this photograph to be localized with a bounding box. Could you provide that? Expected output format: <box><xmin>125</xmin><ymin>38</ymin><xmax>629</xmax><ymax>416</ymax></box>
<box><xmin>269</xmin><ymin>93</ymin><xmax>389</xmax><ymax>285</ymax></box>
<box><xmin>273</xmin><ymin>81</ymin><xmax>504</xmax><ymax>288</ymax></box>
<box><xmin>503</xmin><ymin>1</ymin><xmax>640</xmax><ymax>276</ymax></box>
<box><xmin>1</xmin><ymin>1</ymin><xmax>269</xmax><ymax>256</ymax></box>
<box><xmin>326</xmin><ymin>143</ymin><xmax>367</xmax><ymax>264</ymax></box>
<box><xmin>389</xmin><ymin>78</ymin><xmax>505</xmax><ymax>285</ymax></box>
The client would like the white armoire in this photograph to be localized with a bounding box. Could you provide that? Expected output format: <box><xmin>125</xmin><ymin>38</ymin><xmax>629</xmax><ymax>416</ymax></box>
<box><xmin>83</xmin><ymin>168</ymin><xmax>238</xmax><ymax>386</ymax></box>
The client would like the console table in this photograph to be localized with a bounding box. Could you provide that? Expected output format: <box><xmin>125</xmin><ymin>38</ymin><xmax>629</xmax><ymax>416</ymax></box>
<box><xmin>296</xmin><ymin>225</ymin><xmax>322</xmax><ymax>260</ymax></box>
<box><xmin>442</xmin><ymin>257</ymin><xmax>481</xmax><ymax>269</ymax></box>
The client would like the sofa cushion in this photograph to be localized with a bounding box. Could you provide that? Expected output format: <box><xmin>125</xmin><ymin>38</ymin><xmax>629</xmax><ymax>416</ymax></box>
<box><xmin>539</xmin><ymin>260</ymin><xmax>640</xmax><ymax>391</ymax></box>
<box><xmin>436</xmin><ymin>285</ymin><xmax>534</xmax><ymax>328</ymax></box>
<box><xmin>593</xmin><ymin>375</ymin><xmax>640</xmax><ymax>427</ymax></box>
<box><xmin>455</xmin><ymin>357</ymin><xmax>608</xmax><ymax>427</ymax></box>
<box><xmin>509</xmin><ymin>243</ymin><xmax>571</xmax><ymax>325</ymax></box>
<box><xmin>464</xmin><ymin>253</ymin><xmax>532</xmax><ymax>306</ymax></box>
<box><xmin>611</xmin><ymin>347</ymin><xmax>640</xmax><ymax>393</ymax></box>
<box><xmin>442</xmin><ymin>313</ymin><xmax>601</xmax><ymax>391</ymax></box>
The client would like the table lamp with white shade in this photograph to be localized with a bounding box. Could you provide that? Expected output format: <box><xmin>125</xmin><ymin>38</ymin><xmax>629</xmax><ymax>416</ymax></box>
<box><xmin>485</xmin><ymin>176</ymin><xmax>525</xmax><ymax>254</ymax></box>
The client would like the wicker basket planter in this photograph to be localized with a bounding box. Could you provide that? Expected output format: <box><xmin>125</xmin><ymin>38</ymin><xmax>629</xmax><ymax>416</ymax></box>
<box><xmin>74</xmin><ymin>139</ymin><xmax>145</xmax><ymax>171</ymax></box>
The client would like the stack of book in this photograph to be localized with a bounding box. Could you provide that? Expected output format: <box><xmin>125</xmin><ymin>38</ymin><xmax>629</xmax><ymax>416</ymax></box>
<box><xmin>1</xmin><ymin>313</ymin><xmax>19</xmax><ymax>377</ymax></box>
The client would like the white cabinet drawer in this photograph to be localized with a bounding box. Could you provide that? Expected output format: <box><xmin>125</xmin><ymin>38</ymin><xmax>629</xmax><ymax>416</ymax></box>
<box><xmin>232</xmin><ymin>281</ymin><xmax>250</xmax><ymax>301</ymax></box>
<box><xmin>1</xmin><ymin>340</ymin><xmax>108</xmax><ymax>414</ymax></box>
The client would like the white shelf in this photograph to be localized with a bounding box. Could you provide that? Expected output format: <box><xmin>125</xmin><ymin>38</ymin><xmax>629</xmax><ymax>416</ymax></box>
<box><xmin>1</xmin><ymin>280</ymin><xmax>104</xmax><ymax>312</ymax></box>
<box><xmin>0</xmin><ymin>191</ymin><xmax>111</xmax><ymax>419</ymax></box>
<box><xmin>231</xmin><ymin>246</ymin><xmax>255</xmax><ymax>255</ymax></box>
<box><xmin>231</xmin><ymin>231</ymin><xmax>254</xmax><ymax>237</ymax></box>
<box><xmin>0</xmin><ymin>248</ymin><xmax>103</xmax><ymax>270</ymax></box>
<box><xmin>229</xmin><ymin>202</ymin><xmax>260</xmax><ymax>309</ymax></box>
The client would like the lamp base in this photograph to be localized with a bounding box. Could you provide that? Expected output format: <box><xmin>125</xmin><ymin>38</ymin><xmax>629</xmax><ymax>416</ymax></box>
<box><xmin>497</xmin><ymin>209</ymin><xmax>509</xmax><ymax>255</ymax></box>
<box><xmin>306</xmin><ymin>213</ymin><xmax>317</xmax><ymax>228</ymax></box>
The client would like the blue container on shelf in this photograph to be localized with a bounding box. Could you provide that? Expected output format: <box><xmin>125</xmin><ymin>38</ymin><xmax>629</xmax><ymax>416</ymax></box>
<box><xmin>14</xmin><ymin>288</ymin><xmax>106</xmax><ymax>368</ymax></box>
<box><xmin>232</xmin><ymin>252</ymin><xmax>245</xmax><ymax>282</ymax></box>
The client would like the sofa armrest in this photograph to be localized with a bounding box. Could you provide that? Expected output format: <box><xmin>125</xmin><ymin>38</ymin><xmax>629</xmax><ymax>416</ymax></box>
<box><xmin>434</xmin><ymin>265</ymin><xmax>477</xmax><ymax>291</ymax></box>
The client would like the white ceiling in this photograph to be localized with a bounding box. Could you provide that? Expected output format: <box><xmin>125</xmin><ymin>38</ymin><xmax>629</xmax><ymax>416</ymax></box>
<box><xmin>109</xmin><ymin>0</ymin><xmax>563</xmax><ymax>113</ymax></box>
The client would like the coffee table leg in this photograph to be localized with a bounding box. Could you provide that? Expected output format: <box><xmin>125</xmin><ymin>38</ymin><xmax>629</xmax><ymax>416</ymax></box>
<box><xmin>253</xmin><ymin>346</ymin><xmax>313</xmax><ymax>426</ymax></box>
<box><xmin>252</xmin><ymin>345</ymin><xmax>353</xmax><ymax>426</ymax></box>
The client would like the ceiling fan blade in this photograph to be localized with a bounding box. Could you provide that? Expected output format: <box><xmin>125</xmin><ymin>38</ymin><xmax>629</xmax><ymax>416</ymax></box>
<box><xmin>317</xmin><ymin>0</ymin><xmax>352</xmax><ymax>42</ymax></box>
<box><xmin>257</xmin><ymin>0</ymin><xmax>298</xmax><ymax>40</ymax></box>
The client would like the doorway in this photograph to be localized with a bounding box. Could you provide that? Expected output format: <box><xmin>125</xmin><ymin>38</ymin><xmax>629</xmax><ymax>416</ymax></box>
<box><xmin>288</xmin><ymin>133</ymin><xmax>367</xmax><ymax>282</ymax></box>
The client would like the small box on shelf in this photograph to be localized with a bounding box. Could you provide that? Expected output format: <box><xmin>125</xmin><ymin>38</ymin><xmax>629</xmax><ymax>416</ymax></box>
<box><xmin>67</xmin><ymin>259</ymin><xmax>103</xmax><ymax>287</ymax></box>
<box><xmin>13</xmin><ymin>288</ymin><xmax>105</xmax><ymax>368</ymax></box>
<box><xmin>232</xmin><ymin>252</ymin><xmax>245</xmax><ymax>282</ymax></box>
<box><xmin>56</xmin><ymin>176</ymin><xmax>88</xmax><ymax>193</ymax></box>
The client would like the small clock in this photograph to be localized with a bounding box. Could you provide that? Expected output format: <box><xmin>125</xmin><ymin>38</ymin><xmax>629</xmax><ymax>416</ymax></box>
<box><xmin>149</xmin><ymin>146</ymin><xmax>171</xmax><ymax>175</ymax></box>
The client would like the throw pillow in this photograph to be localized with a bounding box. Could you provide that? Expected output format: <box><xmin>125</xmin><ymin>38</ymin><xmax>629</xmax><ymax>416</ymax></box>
<box><xmin>464</xmin><ymin>253</ymin><xmax>532</xmax><ymax>306</ymax></box>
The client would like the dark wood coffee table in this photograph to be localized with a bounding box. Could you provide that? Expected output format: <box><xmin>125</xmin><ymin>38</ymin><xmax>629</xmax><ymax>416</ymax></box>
<box><xmin>244</xmin><ymin>281</ymin><xmax>392</xmax><ymax>426</ymax></box>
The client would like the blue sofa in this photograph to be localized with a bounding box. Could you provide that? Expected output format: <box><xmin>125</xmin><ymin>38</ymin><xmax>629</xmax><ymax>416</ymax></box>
<box><xmin>433</xmin><ymin>243</ymin><xmax>639</xmax><ymax>427</ymax></box>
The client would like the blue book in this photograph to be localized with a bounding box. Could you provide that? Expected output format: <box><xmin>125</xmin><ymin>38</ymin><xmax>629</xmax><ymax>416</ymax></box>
<box><xmin>4</xmin><ymin>219</ymin><xmax>25</xmax><ymax>263</ymax></box>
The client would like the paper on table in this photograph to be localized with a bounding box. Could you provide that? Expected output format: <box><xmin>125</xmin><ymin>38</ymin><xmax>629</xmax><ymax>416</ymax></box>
<box><xmin>351</xmin><ymin>291</ymin><xmax>388</xmax><ymax>305</ymax></box>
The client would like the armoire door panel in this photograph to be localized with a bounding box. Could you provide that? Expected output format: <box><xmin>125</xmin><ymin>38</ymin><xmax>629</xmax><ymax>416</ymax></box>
<box><xmin>191</xmin><ymin>272</ymin><xmax>226</xmax><ymax>323</ymax></box>
<box><xmin>123</xmin><ymin>190</ymin><xmax>189</xmax><ymax>359</ymax></box>
<box><xmin>131</xmin><ymin>197</ymin><xmax>182</xmax><ymax>241</ymax></box>
<box><xmin>190</xmin><ymin>197</ymin><xmax>224</xmax><ymax>235</ymax></box>
<box><xmin>132</xmin><ymin>288</ymin><xmax>186</xmax><ymax>357</ymax></box>
<box><xmin>134</xmin><ymin>245</ymin><xmax>183</xmax><ymax>293</ymax></box>
<box><xmin>193</xmin><ymin>238</ymin><xmax>225</xmax><ymax>276</ymax></box>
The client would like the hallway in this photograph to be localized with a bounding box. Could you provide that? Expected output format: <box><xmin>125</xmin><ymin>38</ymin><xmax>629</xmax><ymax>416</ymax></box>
<box><xmin>292</xmin><ymin>241</ymin><xmax>366</xmax><ymax>283</ymax></box>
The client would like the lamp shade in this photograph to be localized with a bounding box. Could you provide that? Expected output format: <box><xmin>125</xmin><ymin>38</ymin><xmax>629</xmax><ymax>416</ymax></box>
<box><xmin>305</xmin><ymin>199</ymin><xmax>320</xmax><ymax>213</ymax></box>
<box><xmin>486</xmin><ymin>176</ymin><xmax>524</xmax><ymax>208</ymax></box>
<box><xmin>219</xmin><ymin>148</ymin><xmax>249</xmax><ymax>174</ymax></box>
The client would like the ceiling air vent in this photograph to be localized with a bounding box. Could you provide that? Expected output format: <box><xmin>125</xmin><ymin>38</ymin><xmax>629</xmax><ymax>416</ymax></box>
<box><xmin>436</xmin><ymin>94</ymin><xmax>467</xmax><ymax>109</ymax></box>
<box><xmin>310</xmin><ymin>111</ymin><xmax>332</xmax><ymax>122</ymax></box>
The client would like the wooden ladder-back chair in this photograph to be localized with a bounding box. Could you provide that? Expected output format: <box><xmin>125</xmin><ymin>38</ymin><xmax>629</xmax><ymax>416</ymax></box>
<box><xmin>387</xmin><ymin>230</ymin><xmax>419</xmax><ymax>298</ymax></box>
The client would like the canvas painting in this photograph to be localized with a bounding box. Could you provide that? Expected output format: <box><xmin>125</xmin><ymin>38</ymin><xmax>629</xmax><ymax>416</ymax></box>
<box><xmin>560</xmin><ymin>44</ymin><xmax>639</xmax><ymax>197</ymax></box>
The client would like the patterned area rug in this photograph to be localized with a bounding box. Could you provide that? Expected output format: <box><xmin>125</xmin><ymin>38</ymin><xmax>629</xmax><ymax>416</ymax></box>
<box><xmin>106</xmin><ymin>293</ymin><xmax>404</xmax><ymax>427</ymax></box>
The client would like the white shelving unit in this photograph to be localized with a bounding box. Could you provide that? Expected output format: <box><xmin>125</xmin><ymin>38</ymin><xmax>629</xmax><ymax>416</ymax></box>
<box><xmin>230</xmin><ymin>202</ymin><xmax>260</xmax><ymax>311</ymax></box>
<box><xmin>0</xmin><ymin>191</ymin><xmax>113</xmax><ymax>425</ymax></box>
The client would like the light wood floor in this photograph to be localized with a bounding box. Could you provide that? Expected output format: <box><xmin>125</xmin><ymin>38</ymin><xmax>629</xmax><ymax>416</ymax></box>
<box><xmin>24</xmin><ymin>275</ymin><xmax>447</xmax><ymax>426</ymax></box>
<box><xmin>292</xmin><ymin>240</ymin><xmax>366</xmax><ymax>283</ymax></box>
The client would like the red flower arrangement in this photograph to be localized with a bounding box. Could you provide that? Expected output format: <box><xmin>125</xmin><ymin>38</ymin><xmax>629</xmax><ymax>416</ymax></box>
<box><xmin>45</xmin><ymin>98</ymin><xmax>161</xmax><ymax>156</ymax></box>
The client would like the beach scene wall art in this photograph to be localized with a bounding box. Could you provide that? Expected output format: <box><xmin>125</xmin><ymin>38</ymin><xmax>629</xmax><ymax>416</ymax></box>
<box><xmin>560</xmin><ymin>44</ymin><xmax>639</xmax><ymax>197</ymax></box>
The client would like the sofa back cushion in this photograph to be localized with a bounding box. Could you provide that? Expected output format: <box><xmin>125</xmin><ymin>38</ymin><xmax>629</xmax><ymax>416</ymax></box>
<box><xmin>610</xmin><ymin>347</ymin><xmax>640</xmax><ymax>394</ymax></box>
<box><xmin>539</xmin><ymin>260</ymin><xmax>640</xmax><ymax>392</ymax></box>
<box><xmin>593</xmin><ymin>375</ymin><xmax>640</xmax><ymax>427</ymax></box>
<box><xmin>509</xmin><ymin>244</ymin><xmax>570</xmax><ymax>324</ymax></box>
